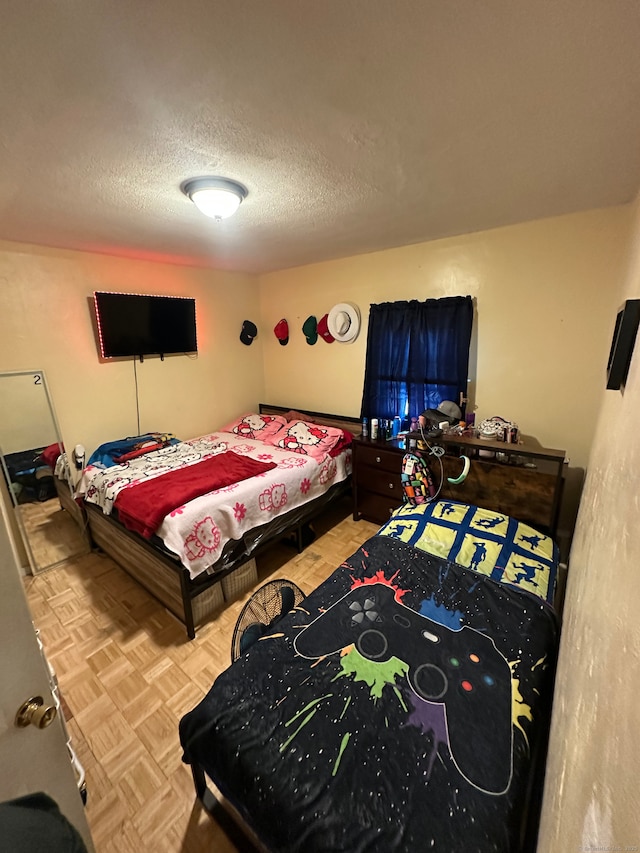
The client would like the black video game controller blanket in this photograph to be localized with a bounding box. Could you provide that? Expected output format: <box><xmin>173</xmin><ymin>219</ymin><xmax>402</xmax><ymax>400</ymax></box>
<box><xmin>180</xmin><ymin>535</ymin><xmax>559</xmax><ymax>853</ymax></box>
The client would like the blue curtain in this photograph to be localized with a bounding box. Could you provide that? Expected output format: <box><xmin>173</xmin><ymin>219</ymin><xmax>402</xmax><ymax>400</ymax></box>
<box><xmin>360</xmin><ymin>295</ymin><xmax>473</xmax><ymax>424</ymax></box>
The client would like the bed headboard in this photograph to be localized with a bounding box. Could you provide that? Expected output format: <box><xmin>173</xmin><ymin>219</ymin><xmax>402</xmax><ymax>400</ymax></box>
<box><xmin>259</xmin><ymin>403</ymin><xmax>362</xmax><ymax>437</ymax></box>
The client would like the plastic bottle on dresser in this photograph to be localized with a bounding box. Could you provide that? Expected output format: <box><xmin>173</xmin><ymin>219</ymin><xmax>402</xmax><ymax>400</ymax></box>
<box><xmin>361</xmin><ymin>417</ymin><xmax>369</xmax><ymax>439</ymax></box>
<box><xmin>370</xmin><ymin>418</ymin><xmax>379</xmax><ymax>440</ymax></box>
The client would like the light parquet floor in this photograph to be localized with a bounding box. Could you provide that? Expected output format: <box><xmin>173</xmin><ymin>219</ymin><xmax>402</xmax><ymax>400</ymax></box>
<box><xmin>23</xmin><ymin>497</ymin><xmax>379</xmax><ymax>853</ymax></box>
<box><xmin>19</xmin><ymin>497</ymin><xmax>91</xmax><ymax>571</ymax></box>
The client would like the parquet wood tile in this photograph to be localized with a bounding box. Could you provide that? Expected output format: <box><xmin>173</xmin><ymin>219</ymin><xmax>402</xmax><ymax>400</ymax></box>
<box><xmin>117</xmin><ymin>751</ymin><xmax>167</xmax><ymax>812</ymax></box>
<box><xmin>87</xmin><ymin>707</ymin><xmax>138</xmax><ymax>756</ymax></box>
<box><xmin>108</xmin><ymin>667</ymin><xmax>157</xmax><ymax>709</ymax></box>
<box><xmin>99</xmin><ymin>736</ymin><xmax>149</xmax><ymax>786</ymax></box>
<box><xmin>19</xmin><ymin>497</ymin><xmax>91</xmax><ymax>570</ymax></box>
<box><xmin>49</xmin><ymin>641</ymin><xmax>93</xmax><ymax>676</ymax></box>
<box><xmin>80</xmin><ymin>758</ymin><xmax>117</xmax><ymax>807</ymax></box>
<box><xmin>164</xmin><ymin>682</ymin><xmax>205</xmax><ymax>723</ymax></box>
<box><xmin>88</xmin><ymin>790</ymin><xmax>132</xmax><ymax>847</ymax></box>
<box><xmin>69</xmin><ymin>623</ymin><xmax>114</xmax><ymax>660</ymax></box>
<box><xmin>63</xmin><ymin>672</ymin><xmax>110</xmax><ymax>718</ymax></box>
<box><xmin>144</xmin><ymin>659</ymin><xmax>193</xmax><ymax>699</ymax></box>
<box><xmin>87</xmin><ymin>641</ymin><xmax>133</xmax><ymax>681</ymax></box>
<box><xmin>130</xmin><ymin>782</ymin><xmax>191</xmax><ymax>846</ymax></box>
<box><xmin>35</xmin><ymin>616</ymin><xmax>78</xmax><ymax>657</ymax></box>
<box><xmin>120</xmin><ymin>684</ymin><xmax>166</xmax><ymax>731</ymax></box>
<box><xmin>98</xmin><ymin>821</ymin><xmax>147</xmax><ymax>853</ymax></box>
<box><xmin>66</xmin><ymin>717</ymin><xmax>97</xmax><ymax>772</ymax></box>
<box><xmin>134</xmin><ymin>704</ymin><xmax>185</xmax><ymax>777</ymax></box>
<box><xmin>23</xmin><ymin>495</ymin><xmax>379</xmax><ymax>852</ymax></box>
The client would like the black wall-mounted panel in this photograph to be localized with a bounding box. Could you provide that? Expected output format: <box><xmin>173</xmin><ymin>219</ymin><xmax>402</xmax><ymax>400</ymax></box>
<box><xmin>606</xmin><ymin>299</ymin><xmax>640</xmax><ymax>390</ymax></box>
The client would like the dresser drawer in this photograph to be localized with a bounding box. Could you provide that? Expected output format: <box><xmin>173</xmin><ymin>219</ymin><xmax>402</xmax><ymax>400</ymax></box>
<box><xmin>355</xmin><ymin>443</ymin><xmax>401</xmax><ymax>474</ymax></box>
<box><xmin>355</xmin><ymin>464</ymin><xmax>402</xmax><ymax>499</ymax></box>
<box><xmin>354</xmin><ymin>491</ymin><xmax>402</xmax><ymax>525</ymax></box>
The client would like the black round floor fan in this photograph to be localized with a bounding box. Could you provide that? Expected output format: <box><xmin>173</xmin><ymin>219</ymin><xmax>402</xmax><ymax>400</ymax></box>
<box><xmin>231</xmin><ymin>579</ymin><xmax>306</xmax><ymax>663</ymax></box>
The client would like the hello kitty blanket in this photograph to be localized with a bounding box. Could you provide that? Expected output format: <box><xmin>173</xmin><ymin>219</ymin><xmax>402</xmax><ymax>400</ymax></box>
<box><xmin>115</xmin><ymin>452</ymin><xmax>277</xmax><ymax>540</ymax></box>
<box><xmin>78</xmin><ymin>432</ymin><xmax>351</xmax><ymax>579</ymax></box>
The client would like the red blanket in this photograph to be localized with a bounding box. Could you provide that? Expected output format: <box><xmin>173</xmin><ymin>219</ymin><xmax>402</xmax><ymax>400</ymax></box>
<box><xmin>114</xmin><ymin>451</ymin><xmax>276</xmax><ymax>539</ymax></box>
<box><xmin>39</xmin><ymin>443</ymin><xmax>63</xmax><ymax>469</ymax></box>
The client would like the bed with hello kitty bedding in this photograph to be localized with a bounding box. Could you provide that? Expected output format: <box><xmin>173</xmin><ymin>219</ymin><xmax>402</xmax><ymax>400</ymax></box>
<box><xmin>80</xmin><ymin>406</ymin><xmax>358</xmax><ymax>639</ymax></box>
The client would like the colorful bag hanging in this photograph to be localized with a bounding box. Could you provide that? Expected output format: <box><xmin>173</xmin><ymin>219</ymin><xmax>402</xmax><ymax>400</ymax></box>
<box><xmin>401</xmin><ymin>452</ymin><xmax>435</xmax><ymax>505</ymax></box>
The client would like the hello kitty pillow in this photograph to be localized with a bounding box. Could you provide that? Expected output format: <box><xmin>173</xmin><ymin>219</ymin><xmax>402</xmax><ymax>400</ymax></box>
<box><xmin>264</xmin><ymin>420</ymin><xmax>343</xmax><ymax>461</ymax></box>
<box><xmin>220</xmin><ymin>412</ymin><xmax>287</xmax><ymax>442</ymax></box>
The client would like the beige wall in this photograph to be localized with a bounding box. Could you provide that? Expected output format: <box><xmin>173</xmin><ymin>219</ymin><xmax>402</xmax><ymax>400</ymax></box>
<box><xmin>0</xmin><ymin>241</ymin><xmax>264</xmax><ymax>458</ymax></box>
<box><xmin>537</xmin><ymin>197</ymin><xmax>640</xmax><ymax>849</ymax></box>
<box><xmin>259</xmin><ymin>206</ymin><xmax>632</xmax><ymax>532</ymax></box>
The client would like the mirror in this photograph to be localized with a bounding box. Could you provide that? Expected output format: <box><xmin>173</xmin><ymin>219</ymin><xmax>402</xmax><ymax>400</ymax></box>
<box><xmin>0</xmin><ymin>370</ymin><xmax>91</xmax><ymax>574</ymax></box>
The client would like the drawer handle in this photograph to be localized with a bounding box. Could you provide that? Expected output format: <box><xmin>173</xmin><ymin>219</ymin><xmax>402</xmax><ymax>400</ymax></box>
<box><xmin>388</xmin><ymin>482</ymin><xmax>394</xmax><ymax>489</ymax></box>
<box><xmin>376</xmin><ymin>456</ymin><xmax>381</xmax><ymax>463</ymax></box>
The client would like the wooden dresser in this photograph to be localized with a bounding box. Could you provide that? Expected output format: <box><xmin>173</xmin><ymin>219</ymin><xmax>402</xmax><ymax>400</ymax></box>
<box><xmin>352</xmin><ymin>441</ymin><xmax>405</xmax><ymax>526</ymax></box>
<box><xmin>352</xmin><ymin>434</ymin><xmax>566</xmax><ymax>536</ymax></box>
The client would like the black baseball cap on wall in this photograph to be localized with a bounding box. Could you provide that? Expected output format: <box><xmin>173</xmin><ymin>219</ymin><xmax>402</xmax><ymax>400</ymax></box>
<box><xmin>240</xmin><ymin>320</ymin><xmax>257</xmax><ymax>345</ymax></box>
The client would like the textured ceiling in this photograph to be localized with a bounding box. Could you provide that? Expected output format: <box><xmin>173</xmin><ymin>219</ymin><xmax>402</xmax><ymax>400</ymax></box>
<box><xmin>1</xmin><ymin>1</ymin><xmax>640</xmax><ymax>274</ymax></box>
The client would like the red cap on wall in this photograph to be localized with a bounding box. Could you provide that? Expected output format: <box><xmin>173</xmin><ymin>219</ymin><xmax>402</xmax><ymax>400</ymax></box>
<box><xmin>317</xmin><ymin>314</ymin><xmax>335</xmax><ymax>343</ymax></box>
<box><xmin>274</xmin><ymin>318</ymin><xmax>289</xmax><ymax>345</ymax></box>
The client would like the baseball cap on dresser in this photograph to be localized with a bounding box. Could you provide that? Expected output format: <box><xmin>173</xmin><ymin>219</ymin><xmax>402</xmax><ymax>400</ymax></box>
<box><xmin>274</xmin><ymin>318</ymin><xmax>289</xmax><ymax>345</ymax></box>
<box><xmin>317</xmin><ymin>313</ymin><xmax>335</xmax><ymax>343</ymax></box>
<box><xmin>420</xmin><ymin>400</ymin><xmax>463</xmax><ymax>428</ymax></box>
<box><xmin>437</xmin><ymin>400</ymin><xmax>462</xmax><ymax>422</ymax></box>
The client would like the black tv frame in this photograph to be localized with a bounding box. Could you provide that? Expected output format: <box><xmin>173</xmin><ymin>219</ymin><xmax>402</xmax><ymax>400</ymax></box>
<box><xmin>94</xmin><ymin>291</ymin><xmax>197</xmax><ymax>361</ymax></box>
<box><xmin>606</xmin><ymin>299</ymin><xmax>640</xmax><ymax>390</ymax></box>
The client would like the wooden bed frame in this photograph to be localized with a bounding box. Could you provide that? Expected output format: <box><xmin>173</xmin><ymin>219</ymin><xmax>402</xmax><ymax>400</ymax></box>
<box><xmin>83</xmin><ymin>404</ymin><xmax>361</xmax><ymax>640</ymax></box>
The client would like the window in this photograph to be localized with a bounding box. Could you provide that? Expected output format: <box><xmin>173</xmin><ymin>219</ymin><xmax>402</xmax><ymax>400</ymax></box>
<box><xmin>360</xmin><ymin>295</ymin><xmax>473</xmax><ymax>424</ymax></box>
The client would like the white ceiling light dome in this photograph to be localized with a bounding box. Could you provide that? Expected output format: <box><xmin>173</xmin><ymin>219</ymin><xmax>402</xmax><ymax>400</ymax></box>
<box><xmin>182</xmin><ymin>177</ymin><xmax>248</xmax><ymax>220</ymax></box>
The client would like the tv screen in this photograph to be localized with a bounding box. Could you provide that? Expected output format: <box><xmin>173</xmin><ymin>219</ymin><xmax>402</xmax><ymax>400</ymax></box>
<box><xmin>94</xmin><ymin>292</ymin><xmax>197</xmax><ymax>358</ymax></box>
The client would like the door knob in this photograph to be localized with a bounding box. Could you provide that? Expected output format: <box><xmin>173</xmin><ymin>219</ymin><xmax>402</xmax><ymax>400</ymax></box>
<box><xmin>15</xmin><ymin>696</ymin><xmax>57</xmax><ymax>729</ymax></box>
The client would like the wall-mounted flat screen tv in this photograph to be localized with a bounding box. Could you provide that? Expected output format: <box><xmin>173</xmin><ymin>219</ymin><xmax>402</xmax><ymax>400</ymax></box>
<box><xmin>94</xmin><ymin>291</ymin><xmax>197</xmax><ymax>359</ymax></box>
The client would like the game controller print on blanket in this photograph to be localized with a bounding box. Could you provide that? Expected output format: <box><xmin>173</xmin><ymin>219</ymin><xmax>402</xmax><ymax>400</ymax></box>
<box><xmin>180</xmin><ymin>534</ymin><xmax>559</xmax><ymax>853</ymax></box>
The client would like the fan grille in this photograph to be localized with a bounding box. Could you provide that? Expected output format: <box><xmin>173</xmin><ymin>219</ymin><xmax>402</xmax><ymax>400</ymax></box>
<box><xmin>231</xmin><ymin>579</ymin><xmax>305</xmax><ymax>662</ymax></box>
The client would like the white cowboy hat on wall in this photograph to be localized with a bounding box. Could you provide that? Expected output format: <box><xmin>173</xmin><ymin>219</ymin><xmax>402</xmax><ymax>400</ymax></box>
<box><xmin>327</xmin><ymin>302</ymin><xmax>361</xmax><ymax>343</ymax></box>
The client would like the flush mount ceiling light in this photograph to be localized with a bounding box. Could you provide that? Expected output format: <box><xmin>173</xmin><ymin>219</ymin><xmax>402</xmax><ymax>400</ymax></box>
<box><xmin>182</xmin><ymin>177</ymin><xmax>248</xmax><ymax>220</ymax></box>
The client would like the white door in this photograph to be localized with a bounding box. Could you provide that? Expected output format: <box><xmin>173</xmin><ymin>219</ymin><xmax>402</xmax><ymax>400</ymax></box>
<box><xmin>0</xmin><ymin>509</ymin><xmax>94</xmax><ymax>851</ymax></box>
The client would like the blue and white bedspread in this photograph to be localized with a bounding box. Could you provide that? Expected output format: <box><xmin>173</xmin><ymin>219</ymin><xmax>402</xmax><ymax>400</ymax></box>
<box><xmin>378</xmin><ymin>500</ymin><xmax>559</xmax><ymax>605</ymax></box>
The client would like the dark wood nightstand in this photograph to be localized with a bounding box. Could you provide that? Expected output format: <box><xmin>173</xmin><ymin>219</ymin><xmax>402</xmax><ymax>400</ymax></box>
<box><xmin>352</xmin><ymin>439</ymin><xmax>405</xmax><ymax>525</ymax></box>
